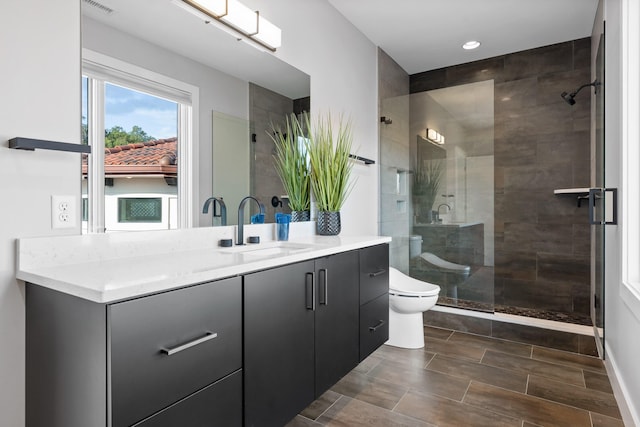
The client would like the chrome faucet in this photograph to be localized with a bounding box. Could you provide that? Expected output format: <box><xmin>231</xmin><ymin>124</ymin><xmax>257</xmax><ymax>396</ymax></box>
<box><xmin>202</xmin><ymin>197</ymin><xmax>227</xmax><ymax>226</ymax></box>
<box><xmin>436</xmin><ymin>203</ymin><xmax>451</xmax><ymax>222</ymax></box>
<box><xmin>437</xmin><ymin>203</ymin><xmax>451</xmax><ymax>215</ymax></box>
<box><xmin>237</xmin><ymin>196</ymin><xmax>265</xmax><ymax>245</ymax></box>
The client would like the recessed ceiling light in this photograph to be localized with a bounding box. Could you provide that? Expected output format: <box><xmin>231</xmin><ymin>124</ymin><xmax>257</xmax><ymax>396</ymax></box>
<box><xmin>462</xmin><ymin>40</ymin><xmax>481</xmax><ymax>50</ymax></box>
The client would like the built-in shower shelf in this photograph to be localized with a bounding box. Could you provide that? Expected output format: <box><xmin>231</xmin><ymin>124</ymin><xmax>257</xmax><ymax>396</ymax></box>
<box><xmin>553</xmin><ymin>187</ymin><xmax>590</xmax><ymax>195</ymax></box>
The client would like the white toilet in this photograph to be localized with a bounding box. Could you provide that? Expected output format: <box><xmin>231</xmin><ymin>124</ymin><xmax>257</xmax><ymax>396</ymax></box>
<box><xmin>387</xmin><ymin>267</ymin><xmax>441</xmax><ymax>349</ymax></box>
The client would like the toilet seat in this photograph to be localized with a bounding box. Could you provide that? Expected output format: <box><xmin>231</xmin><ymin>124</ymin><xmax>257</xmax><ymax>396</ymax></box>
<box><xmin>420</xmin><ymin>252</ymin><xmax>470</xmax><ymax>274</ymax></box>
<box><xmin>389</xmin><ymin>267</ymin><xmax>440</xmax><ymax>297</ymax></box>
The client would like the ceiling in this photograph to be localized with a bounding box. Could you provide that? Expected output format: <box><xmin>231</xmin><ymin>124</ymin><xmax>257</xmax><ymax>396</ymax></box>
<box><xmin>328</xmin><ymin>0</ymin><xmax>599</xmax><ymax>74</ymax></box>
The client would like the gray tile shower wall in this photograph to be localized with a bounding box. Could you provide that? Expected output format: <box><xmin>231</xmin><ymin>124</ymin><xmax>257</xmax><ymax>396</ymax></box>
<box><xmin>411</xmin><ymin>39</ymin><xmax>592</xmax><ymax>319</ymax></box>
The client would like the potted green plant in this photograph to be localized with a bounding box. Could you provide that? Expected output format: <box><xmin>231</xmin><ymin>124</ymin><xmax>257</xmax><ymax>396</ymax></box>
<box><xmin>413</xmin><ymin>159</ymin><xmax>443</xmax><ymax>223</ymax></box>
<box><xmin>306</xmin><ymin>113</ymin><xmax>355</xmax><ymax>235</ymax></box>
<box><xmin>269</xmin><ymin>113</ymin><xmax>311</xmax><ymax>221</ymax></box>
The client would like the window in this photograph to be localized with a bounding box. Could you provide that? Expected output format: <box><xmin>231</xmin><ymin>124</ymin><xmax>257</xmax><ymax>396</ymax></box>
<box><xmin>82</xmin><ymin>50</ymin><xmax>198</xmax><ymax>233</ymax></box>
<box><xmin>118</xmin><ymin>198</ymin><xmax>162</xmax><ymax>223</ymax></box>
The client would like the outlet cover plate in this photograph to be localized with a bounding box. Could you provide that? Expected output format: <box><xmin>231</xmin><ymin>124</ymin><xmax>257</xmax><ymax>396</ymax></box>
<box><xmin>51</xmin><ymin>195</ymin><xmax>76</xmax><ymax>229</ymax></box>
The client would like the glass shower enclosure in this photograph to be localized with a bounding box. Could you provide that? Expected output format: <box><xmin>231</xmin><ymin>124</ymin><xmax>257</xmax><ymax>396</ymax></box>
<box><xmin>380</xmin><ymin>80</ymin><xmax>495</xmax><ymax>312</ymax></box>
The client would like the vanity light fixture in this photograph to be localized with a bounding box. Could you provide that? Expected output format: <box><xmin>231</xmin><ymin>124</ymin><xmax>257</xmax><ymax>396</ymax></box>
<box><xmin>462</xmin><ymin>40</ymin><xmax>481</xmax><ymax>50</ymax></box>
<box><xmin>178</xmin><ymin>0</ymin><xmax>281</xmax><ymax>51</ymax></box>
<box><xmin>426</xmin><ymin>128</ymin><xmax>445</xmax><ymax>145</ymax></box>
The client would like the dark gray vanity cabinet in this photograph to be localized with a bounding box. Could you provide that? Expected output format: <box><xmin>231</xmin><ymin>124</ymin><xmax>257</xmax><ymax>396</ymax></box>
<box><xmin>244</xmin><ymin>250</ymin><xmax>360</xmax><ymax>427</ymax></box>
<box><xmin>26</xmin><ymin>277</ymin><xmax>243</xmax><ymax>427</ymax></box>
<box><xmin>358</xmin><ymin>244</ymin><xmax>390</xmax><ymax>361</ymax></box>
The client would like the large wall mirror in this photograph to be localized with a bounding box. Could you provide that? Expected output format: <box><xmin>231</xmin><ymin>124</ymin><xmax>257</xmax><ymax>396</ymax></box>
<box><xmin>81</xmin><ymin>0</ymin><xmax>310</xmax><ymax>230</ymax></box>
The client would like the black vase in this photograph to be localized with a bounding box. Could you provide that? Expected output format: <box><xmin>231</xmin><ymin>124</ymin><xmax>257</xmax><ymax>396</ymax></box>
<box><xmin>291</xmin><ymin>210</ymin><xmax>310</xmax><ymax>222</ymax></box>
<box><xmin>316</xmin><ymin>211</ymin><xmax>341</xmax><ymax>235</ymax></box>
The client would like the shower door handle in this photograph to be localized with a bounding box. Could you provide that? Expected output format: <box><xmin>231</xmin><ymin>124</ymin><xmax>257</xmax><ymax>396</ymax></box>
<box><xmin>589</xmin><ymin>188</ymin><xmax>618</xmax><ymax>225</ymax></box>
<box><xmin>588</xmin><ymin>188</ymin><xmax>601</xmax><ymax>225</ymax></box>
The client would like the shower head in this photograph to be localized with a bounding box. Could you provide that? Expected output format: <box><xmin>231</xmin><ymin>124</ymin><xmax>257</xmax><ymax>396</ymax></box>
<box><xmin>561</xmin><ymin>91</ymin><xmax>577</xmax><ymax>105</ymax></box>
<box><xmin>560</xmin><ymin>79</ymin><xmax>601</xmax><ymax>106</ymax></box>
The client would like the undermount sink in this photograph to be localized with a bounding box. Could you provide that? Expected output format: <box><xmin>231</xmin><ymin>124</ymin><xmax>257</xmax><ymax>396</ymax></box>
<box><xmin>219</xmin><ymin>241</ymin><xmax>318</xmax><ymax>257</ymax></box>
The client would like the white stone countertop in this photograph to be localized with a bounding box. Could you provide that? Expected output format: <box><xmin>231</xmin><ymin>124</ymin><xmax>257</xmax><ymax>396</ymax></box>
<box><xmin>17</xmin><ymin>222</ymin><xmax>391</xmax><ymax>303</ymax></box>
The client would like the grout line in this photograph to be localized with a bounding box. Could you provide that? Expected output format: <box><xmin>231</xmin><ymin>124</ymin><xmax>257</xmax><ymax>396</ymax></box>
<box><xmin>525</xmin><ymin>374</ymin><xmax>530</xmax><ymax>394</ymax></box>
<box><xmin>390</xmin><ymin>389</ymin><xmax>410</xmax><ymax>412</ymax></box>
<box><xmin>314</xmin><ymin>394</ymin><xmax>344</xmax><ymax>423</ymax></box>
<box><xmin>461</xmin><ymin>379</ymin><xmax>472</xmax><ymax>403</ymax></box>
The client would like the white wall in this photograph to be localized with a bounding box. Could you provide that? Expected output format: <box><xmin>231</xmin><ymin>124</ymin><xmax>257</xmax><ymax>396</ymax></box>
<box><xmin>601</xmin><ymin>0</ymin><xmax>640</xmax><ymax>425</ymax></box>
<box><xmin>253</xmin><ymin>0</ymin><xmax>380</xmax><ymax>236</ymax></box>
<box><xmin>0</xmin><ymin>1</ymin><xmax>81</xmax><ymax>425</ymax></box>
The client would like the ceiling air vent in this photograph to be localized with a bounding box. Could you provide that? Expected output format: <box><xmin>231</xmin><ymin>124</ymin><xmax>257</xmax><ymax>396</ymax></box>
<box><xmin>82</xmin><ymin>0</ymin><xmax>114</xmax><ymax>15</ymax></box>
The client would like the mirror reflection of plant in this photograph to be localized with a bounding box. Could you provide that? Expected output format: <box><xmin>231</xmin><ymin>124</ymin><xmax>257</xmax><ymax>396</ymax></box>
<box><xmin>413</xmin><ymin>159</ymin><xmax>443</xmax><ymax>211</ymax></box>
<box><xmin>306</xmin><ymin>113</ymin><xmax>355</xmax><ymax>213</ymax></box>
<box><xmin>269</xmin><ymin>113</ymin><xmax>311</xmax><ymax>212</ymax></box>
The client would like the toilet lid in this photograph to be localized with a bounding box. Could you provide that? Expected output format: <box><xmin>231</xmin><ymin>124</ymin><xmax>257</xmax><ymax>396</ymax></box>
<box><xmin>389</xmin><ymin>267</ymin><xmax>440</xmax><ymax>297</ymax></box>
<box><xmin>420</xmin><ymin>252</ymin><xmax>470</xmax><ymax>273</ymax></box>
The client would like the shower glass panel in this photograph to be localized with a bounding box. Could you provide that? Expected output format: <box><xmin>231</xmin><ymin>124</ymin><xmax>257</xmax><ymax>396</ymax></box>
<box><xmin>408</xmin><ymin>81</ymin><xmax>495</xmax><ymax>312</ymax></box>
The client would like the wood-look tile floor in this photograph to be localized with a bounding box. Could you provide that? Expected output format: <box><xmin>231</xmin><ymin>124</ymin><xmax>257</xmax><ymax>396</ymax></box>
<box><xmin>287</xmin><ymin>326</ymin><xmax>623</xmax><ymax>427</ymax></box>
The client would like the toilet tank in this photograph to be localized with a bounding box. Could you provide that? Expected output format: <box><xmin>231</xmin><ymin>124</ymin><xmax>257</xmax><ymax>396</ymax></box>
<box><xmin>409</xmin><ymin>235</ymin><xmax>422</xmax><ymax>259</ymax></box>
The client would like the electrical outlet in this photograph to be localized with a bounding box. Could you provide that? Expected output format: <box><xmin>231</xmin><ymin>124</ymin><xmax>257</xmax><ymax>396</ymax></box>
<box><xmin>51</xmin><ymin>195</ymin><xmax>76</xmax><ymax>229</ymax></box>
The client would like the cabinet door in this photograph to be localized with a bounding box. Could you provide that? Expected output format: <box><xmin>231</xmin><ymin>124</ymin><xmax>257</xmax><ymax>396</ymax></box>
<box><xmin>133</xmin><ymin>370</ymin><xmax>242</xmax><ymax>427</ymax></box>
<box><xmin>110</xmin><ymin>277</ymin><xmax>242</xmax><ymax>427</ymax></box>
<box><xmin>244</xmin><ymin>261</ymin><xmax>315</xmax><ymax>427</ymax></box>
<box><xmin>314</xmin><ymin>251</ymin><xmax>359</xmax><ymax>396</ymax></box>
<box><xmin>360</xmin><ymin>244</ymin><xmax>390</xmax><ymax>304</ymax></box>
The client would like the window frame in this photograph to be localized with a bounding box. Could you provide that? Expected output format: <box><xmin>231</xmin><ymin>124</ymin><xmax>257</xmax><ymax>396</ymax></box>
<box><xmin>82</xmin><ymin>49</ymin><xmax>199</xmax><ymax>232</ymax></box>
<box><xmin>621</xmin><ymin>0</ymin><xmax>640</xmax><ymax>318</ymax></box>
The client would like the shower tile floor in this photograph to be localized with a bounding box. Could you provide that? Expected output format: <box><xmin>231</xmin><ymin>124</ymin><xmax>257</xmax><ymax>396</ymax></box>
<box><xmin>436</xmin><ymin>296</ymin><xmax>593</xmax><ymax>327</ymax></box>
<box><xmin>288</xmin><ymin>326</ymin><xmax>623</xmax><ymax>427</ymax></box>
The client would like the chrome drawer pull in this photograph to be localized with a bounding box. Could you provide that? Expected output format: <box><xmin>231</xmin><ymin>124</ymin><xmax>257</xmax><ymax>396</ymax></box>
<box><xmin>369</xmin><ymin>320</ymin><xmax>386</xmax><ymax>332</ymax></box>
<box><xmin>369</xmin><ymin>269</ymin><xmax>387</xmax><ymax>277</ymax></box>
<box><xmin>161</xmin><ymin>332</ymin><xmax>218</xmax><ymax>356</ymax></box>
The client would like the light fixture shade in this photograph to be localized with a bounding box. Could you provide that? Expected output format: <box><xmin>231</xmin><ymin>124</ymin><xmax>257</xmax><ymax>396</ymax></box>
<box><xmin>222</xmin><ymin>0</ymin><xmax>259</xmax><ymax>34</ymax></box>
<box><xmin>177</xmin><ymin>0</ymin><xmax>281</xmax><ymax>51</ymax></box>
<box><xmin>185</xmin><ymin>0</ymin><xmax>227</xmax><ymax>17</ymax></box>
<box><xmin>254</xmin><ymin>16</ymin><xmax>282</xmax><ymax>48</ymax></box>
<box><xmin>427</xmin><ymin>128</ymin><xmax>438</xmax><ymax>141</ymax></box>
<box><xmin>438</xmin><ymin>136</ymin><xmax>445</xmax><ymax>145</ymax></box>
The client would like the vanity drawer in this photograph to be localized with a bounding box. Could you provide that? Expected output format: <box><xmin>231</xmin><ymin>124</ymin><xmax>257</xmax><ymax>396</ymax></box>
<box><xmin>359</xmin><ymin>244</ymin><xmax>389</xmax><ymax>304</ymax></box>
<box><xmin>359</xmin><ymin>293</ymin><xmax>389</xmax><ymax>361</ymax></box>
<box><xmin>133</xmin><ymin>369</ymin><xmax>242</xmax><ymax>427</ymax></box>
<box><xmin>109</xmin><ymin>277</ymin><xmax>242</xmax><ymax>427</ymax></box>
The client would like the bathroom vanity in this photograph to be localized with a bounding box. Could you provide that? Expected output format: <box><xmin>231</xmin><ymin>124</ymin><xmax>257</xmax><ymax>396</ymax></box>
<box><xmin>18</xmin><ymin>226</ymin><xmax>390</xmax><ymax>427</ymax></box>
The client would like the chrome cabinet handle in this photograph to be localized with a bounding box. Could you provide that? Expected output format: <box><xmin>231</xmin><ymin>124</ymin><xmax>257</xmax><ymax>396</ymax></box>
<box><xmin>369</xmin><ymin>320</ymin><xmax>386</xmax><ymax>332</ymax></box>
<box><xmin>161</xmin><ymin>332</ymin><xmax>217</xmax><ymax>356</ymax></box>
<box><xmin>369</xmin><ymin>269</ymin><xmax>387</xmax><ymax>277</ymax></box>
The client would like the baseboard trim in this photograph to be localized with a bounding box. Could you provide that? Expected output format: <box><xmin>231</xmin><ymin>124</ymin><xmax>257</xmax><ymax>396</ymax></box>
<box><xmin>604</xmin><ymin>342</ymin><xmax>640</xmax><ymax>427</ymax></box>
<box><xmin>431</xmin><ymin>305</ymin><xmax>594</xmax><ymax>336</ymax></box>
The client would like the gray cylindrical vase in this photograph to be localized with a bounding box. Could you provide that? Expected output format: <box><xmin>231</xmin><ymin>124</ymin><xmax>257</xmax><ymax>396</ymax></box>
<box><xmin>316</xmin><ymin>211</ymin><xmax>341</xmax><ymax>235</ymax></box>
<box><xmin>291</xmin><ymin>210</ymin><xmax>310</xmax><ymax>222</ymax></box>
